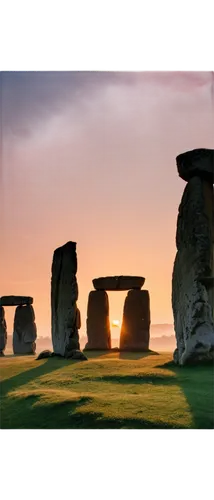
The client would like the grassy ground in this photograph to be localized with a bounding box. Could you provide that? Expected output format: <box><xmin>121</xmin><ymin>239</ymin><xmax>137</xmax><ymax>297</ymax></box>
<box><xmin>0</xmin><ymin>351</ymin><xmax>213</xmax><ymax>429</ymax></box>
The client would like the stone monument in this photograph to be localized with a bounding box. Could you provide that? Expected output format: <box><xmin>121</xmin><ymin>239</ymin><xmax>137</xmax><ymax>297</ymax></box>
<box><xmin>51</xmin><ymin>241</ymin><xmax>80</xmax><ymax>356</ymax></box>
<box><xmin>0</xmin><ymin>296</ymin><xmax>37</xmax><ymax>354</ymax></box>
<box><xmin>172</xmin><ymin>148</ymin><xmax>214</xmax><ymax>365</ymax></box>
<box><xmin>85</xmin><ymin>275</ymin><xmax>150</xmax><ymax>350</ymax></box>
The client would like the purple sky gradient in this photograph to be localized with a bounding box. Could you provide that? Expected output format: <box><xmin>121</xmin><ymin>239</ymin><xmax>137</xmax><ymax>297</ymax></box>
<box><xmin>0</xmin><ymin>71</ymin><xmax>213</xmax><ymax>338</ymax></box>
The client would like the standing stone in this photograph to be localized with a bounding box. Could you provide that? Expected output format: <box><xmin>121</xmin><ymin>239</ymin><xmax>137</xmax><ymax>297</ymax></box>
<box><xmin>13</xmin><ymin>305</ymin><xmax>37</xmax><ymax>354</ymax></box>
<box><xmin>119</xmin><ymin>289</ymin><xmax>150</xmax><ymax>351</ymax></box>
<box><xmin>85</xmin><ymin>290</ymin><xmax>111</xmax><ymax>350</ymax></box>
<box><xmin>172</xmin><ymin>148</ymin><xmax>214</xmax><ymax>365</ymax></box>
<box><xmin>51</xmin><ymin>241</ymin><xmax>80</xmax><ymax>356</ymax></box>
<box><xmin>0</xmin><ymin>306</ymin><xmax>7</xmax><ymax>355</ymax></box>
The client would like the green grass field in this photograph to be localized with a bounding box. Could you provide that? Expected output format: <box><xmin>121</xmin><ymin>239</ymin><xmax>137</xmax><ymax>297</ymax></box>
<box><xmin>0</xmin><ymin>351</ymin><xmax>213</xmax><ymax>429</ymax></box>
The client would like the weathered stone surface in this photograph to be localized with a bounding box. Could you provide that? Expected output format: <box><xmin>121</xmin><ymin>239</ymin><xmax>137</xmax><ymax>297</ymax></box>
<box><xmin>92</xmin><ymin>275</ymin><xmax>145</xmax><ymax>291</ymax></box>
<box><xmin>0</xmin><ymin>306</ymin><xmax>7</xmax><ymax>354</ymax></box>
<box><xmin>51</xmin><ymin>241</ymin><xmax>80</xmax><ymax>356</ymax></box>
<box><xmin>176</xmin><ymin>148</ymin><xmax>214</xmax><ymax>183</ymax></box>
<box><xmin>13</xmin><ymin>305</ymin><xmax>37</xmax><ymax>354</ymax></box>
<box><xmin>0</xmin><ymin>295</ymin><xmax>33</xmax><ymax>306</ymax></box>
<box><xmin>172</xmin><ymin>161</ymin><xmax>214</xmax><ymax>365</ymax></box>
<box><xmin>85</xmin><ymin>290</ymin><xmax>111</xmax><ymax>350</ymax></box>
<box><xmin>119</xmin><ymin>290</ymin><xmax>150</xmax><ymax>351</ymax></box>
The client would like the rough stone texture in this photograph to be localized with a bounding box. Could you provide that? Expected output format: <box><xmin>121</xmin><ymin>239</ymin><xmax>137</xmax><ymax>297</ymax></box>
<box><xmin>172</xmin><ymin>150</ymin><xmax>214</xmax><ymax>365</ymax></box>
<box><xmin>0</xmin><ymin>306</ymin><xmax>7</xmax><ymax>354</ymax></box>
<box><xmin>85</xmin><ymin>290</ymin><xmax>111</xmax><ymax>350</ymax></box>
<box><xmin>92</xmin><ymin>276</ymin><xmax>145</xmax><ymax>291</ymax></box>
<box><xmin>51</xmin><ymin>241</ymin><xmax>80</xmax><ymax>357</ymax></box>
<box><xmin>119</xmin><ymin>290</ymin><xmax>150</xmax><ymax>351</ymax></box>
<box><xmin>176</xmin><ymin>148</ymin><xmax>214</xmax><ymax>183</ymax></box>
<box><xmin>13</xmin><ymin>305</ymin><xmax>37</xmax><ymax>354</ymax></box>
<box><xmin>0</xmin><ymin>295</ymin><xmax>33</xmax><ymax>306</ymax></box>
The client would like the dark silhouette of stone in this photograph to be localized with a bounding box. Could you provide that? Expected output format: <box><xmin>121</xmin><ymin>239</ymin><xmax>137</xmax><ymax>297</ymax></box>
<box><xmin>36</xmin><ymin>350</ymin><xmax>52</xmax><ymax>360</ymax></box>
<box><xmin>36</xmin><ymin>349</ymin><xmax>87</xmax><ymax>361</ymax></box>
<box><xmin>172</xmin><ymin>148</ymin><xmax>214</xmax><ymax>365</ymax></box>
<box><xmin>85</xmin><ymin>290</ymin><xmax>111</xmax><ymax>350</ymax></box>
<box><xmin>176</xmin><ymin>148</ymin><xmax>214</xmax><ymax>183</ymax></box>
<box><xmin>93</xmin><ymin>276</ymin><xmax>145</xmax><ymax>291</ymax></box>
<box><xmin>76</xmin><ymin>308</ymin><xmax>81</xmax><ymax>329</ymax></box>
<box><xmin>51</xmin><ymin>241</ymin><xmax>80</xmax><ymax>356</ymax></box>
<box><xmin>65</xmin><ymin>349</ymin><xmax>88</xmax><ymax>360</ymax></box>
<box><xmin>13</xmin><ymin>305</ymin><xmax>37</xmax><ymax>354</ymax></box>
<box><xmin>0</xmin><ymin>295</ymin><xmax>33</xmax><ymax>306</ymax></box>
<box><xmin>0</xmin><ymin>306</ymin><xmax>7</xmax><ymax>354</ymax></box>
<box><xmin>119</xmin><ymin>290</ymin><xmax>150</xmax><ymax>351</ymax></box>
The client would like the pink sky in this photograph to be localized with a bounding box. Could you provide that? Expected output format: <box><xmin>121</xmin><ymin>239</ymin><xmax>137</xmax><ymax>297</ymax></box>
<box><xmin>0</xmin><ymin>71</ymin><xmax>213</xmax><ymax>338</ymax></box>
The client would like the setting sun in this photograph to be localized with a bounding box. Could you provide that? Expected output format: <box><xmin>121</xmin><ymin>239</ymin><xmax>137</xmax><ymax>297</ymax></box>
<box><xmin>112</xmin><ymin>320</ymin><xmax>120</xmax><ymax>327</ymax></box>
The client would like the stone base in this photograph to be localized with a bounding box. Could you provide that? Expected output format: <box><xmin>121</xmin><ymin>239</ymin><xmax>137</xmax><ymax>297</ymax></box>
<box><xmin>13</xmin><ymin>341</ymin><xmax>36</xmax><ymax>355</ymax></box>
<box><xmin>36</xmin><ymin>348</ymin><xmax>87</xmax><ymax>361</ymax></box>
<box><xmin>173</xmin><ymin>325</ymin><xmax>214</xmax><ymax>365</ymax></box>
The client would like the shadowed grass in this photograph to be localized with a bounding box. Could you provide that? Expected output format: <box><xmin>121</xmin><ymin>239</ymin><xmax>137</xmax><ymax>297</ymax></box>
<box><xmin>0</xmin><ymin>352</ymin><xmax>213</xmax><ymax>429</ymax></box>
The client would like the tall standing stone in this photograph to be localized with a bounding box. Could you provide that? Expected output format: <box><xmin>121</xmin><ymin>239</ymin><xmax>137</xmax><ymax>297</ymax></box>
<box><xmin>0</xmin><ymin>306</ymin><xmax>7</xmax><ymax>355</ymax></box>
<box><xmin>85</xmin><ymin>290</ymin><xmax>111</xmax><ymax>349</ymax></box>
<box><xmin>51</xmin><ymin>241</ymin><xmax>80</xmax><ymax>356</ymax></box>
<box><xmin>13</xmin><ymin>305</ymin><xmax>37</xmax><ymax>354</ymax></box>
<box><xmin>119</xmin><ymin>289</ymin><xmax>150</xmax><ymax>351</ymax></box>
<box><xmin>172</xmin><ymin>149</ymin><xmax>214</xmax><ymax>365</ymax></box>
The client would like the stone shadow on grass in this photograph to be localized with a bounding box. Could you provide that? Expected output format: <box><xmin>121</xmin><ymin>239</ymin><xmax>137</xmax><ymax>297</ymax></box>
<box><xmin>92</xmin><ymin>373</ymin><xmax>176</xmax><ymax>385</ymax></box>
<box><xmin>156</xmin><ymin>361</ymin><xmax>214</xmax><ymax>429</ymax></box>
<box><xmin>119</xmin><ymin>350</ymin><xmax>159</xmax><ymax>360</ymax></box>
<box><xmin>1</xmin><ymin>392</ymin><xmax>185</xmax><ymax>429</ymax></box>
<box><xmin>0</xmin><ymin>357</ymin><xmax>78</xmax><ymax>398</ymax></box>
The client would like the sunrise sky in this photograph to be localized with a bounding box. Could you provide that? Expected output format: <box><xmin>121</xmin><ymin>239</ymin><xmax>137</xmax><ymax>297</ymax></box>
<box><xmin>0</xmin><ymin>71</ymin><xmax>213</xmax><ymax>338</ymax></box>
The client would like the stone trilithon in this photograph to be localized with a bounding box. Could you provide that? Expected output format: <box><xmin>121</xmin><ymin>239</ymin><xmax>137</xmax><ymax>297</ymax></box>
<box><xmin>85</xmin><ymin>275</ymin><xmax>150</xmax><ymax>350</ymax></box>
<box><xmin>172</xmin><ymin>148</ymin><xmax>214</xmax><ymax>365</ymax></box>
